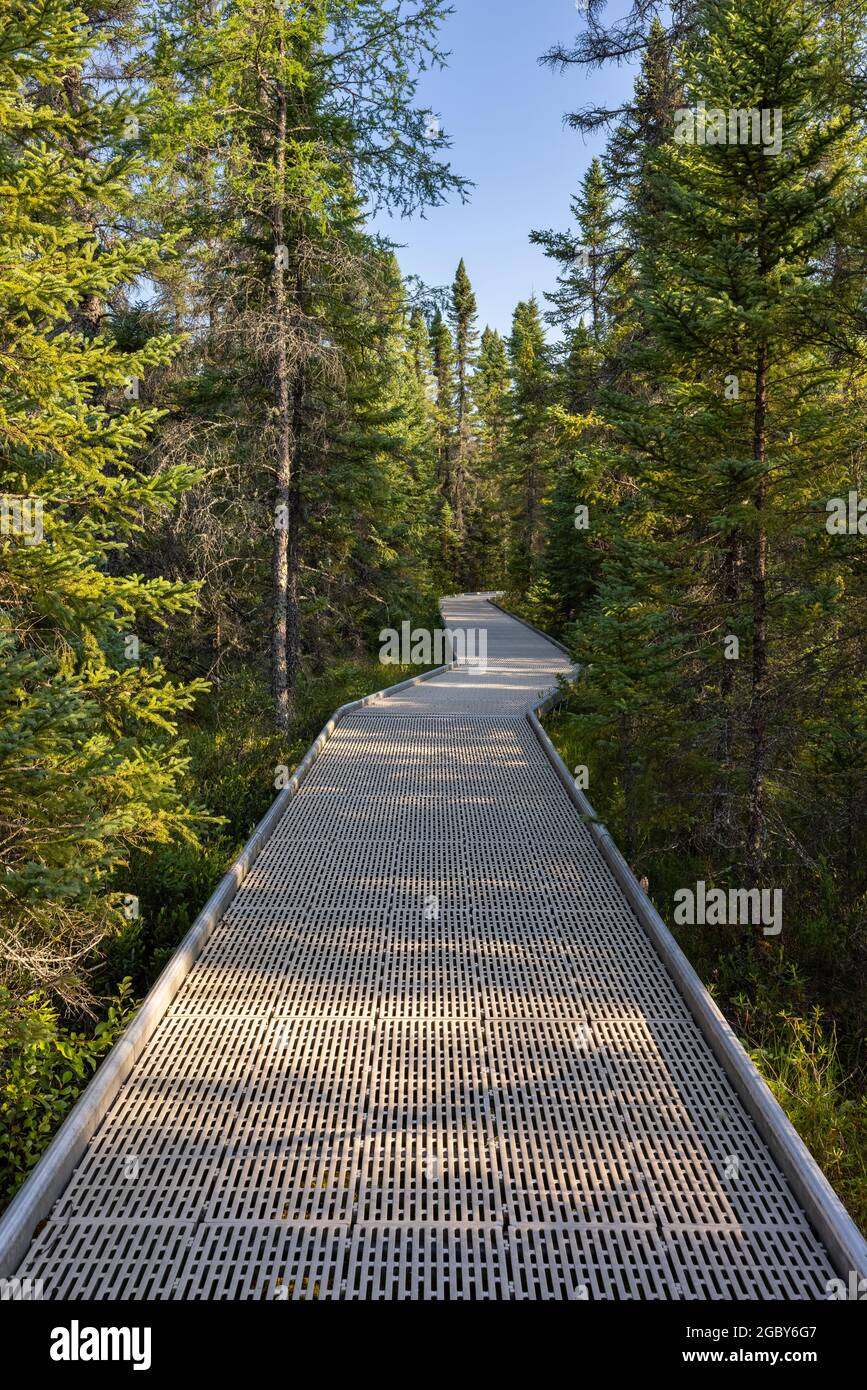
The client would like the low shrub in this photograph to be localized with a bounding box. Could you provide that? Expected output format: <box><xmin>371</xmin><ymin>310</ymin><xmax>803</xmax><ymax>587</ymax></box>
<box><xmin>0</xmin><ymin>981</ymin><xmax>135</xmax><ymax>1200</ymax></box>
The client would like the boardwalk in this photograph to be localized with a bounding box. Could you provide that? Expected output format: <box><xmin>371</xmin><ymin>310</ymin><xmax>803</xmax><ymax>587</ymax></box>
<box><xmin>12</xmin><ymin>598</ymin><xmax>841</xmax><ymax>1298</ymax></box>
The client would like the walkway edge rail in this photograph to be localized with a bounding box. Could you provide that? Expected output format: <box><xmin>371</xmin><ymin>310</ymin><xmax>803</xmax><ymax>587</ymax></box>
<box><xmin>0</xmin><ymin>659</ymin><xmax>454</xmax><ymax>1278</ymax></box>
<box><xmin>529</xmin><ymin>688</ymin><xmax>867</xmax><ymax>1283</ymax></box>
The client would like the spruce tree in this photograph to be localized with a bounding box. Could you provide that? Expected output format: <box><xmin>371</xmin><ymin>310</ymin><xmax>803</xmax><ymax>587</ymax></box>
<box><xmin>504</xmin><ymin>298</ymin><xmax>555</xmax><ymax>593</ymax></box>
<box><xmin>143</xmin><ymin>0</ymin><xmax>465</xmax><ymax>726</ymax></box>
<box><xmin>564</xmin><ymin>0</ymin><xmax>867</xmax><ymax>890</ymax></box>
<box><xmin>429</xmin><ymin>308</ymin><xmax>460</xmax><ymax>580</ymax></box>
<box><xmin>448</xmin><ymin>259</ymin><xmax>479</xmax><ymax>576</ymax></box>
<box><xmin>0</xmin><ymin>0</ymin><xmax>205</xmax><ymax>1007</ymax></box>
<box><xmin>471</xmin><ymin>326</ymin><xmax>511</xmax><ymax>584</ymax></box>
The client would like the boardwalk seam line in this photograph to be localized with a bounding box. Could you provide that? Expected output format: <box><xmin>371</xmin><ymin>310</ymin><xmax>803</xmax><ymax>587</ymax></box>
<box><xmin>0</xmin><ymin>658</ymin><xmax>455</xmax><ymax>1277</ymax></box>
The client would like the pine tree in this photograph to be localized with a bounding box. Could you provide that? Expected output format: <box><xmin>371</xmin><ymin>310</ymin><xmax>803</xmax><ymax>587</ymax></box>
<box><xmin>429</xmin><ymin>307</ymin><xmax>460</xmax><ymax>579</ymax></box>
<box><xmin>300</xmin><ymin>247</ymin><xmax>444</xmax><ymax>658</ymax></box>
<box><xmin>471</xmin><ymin>326</ymin><xmax>511</xmax><ymax>584</ymax></box>
<box><xmin>143</xmin><ymin>0</ymin><xmax>465</xmax><ymax>726</ymax></box>
<box><xmin>605</xmin><ymin>16</ymin><xmax>681</xmax><ymax>214</ymax></box>
<box><xmin>407</xmin><ymin>307</ymin><xmax>435</xmax><ymax>396</ymax></box>
<box><xmin>563</xmin><ymin>0</ymin><xmax>867</xmax><ymax>893</ymax></box>
<box><xmin>635</xmin><ymin>0</ymin><xmax>867</xmax><ymax>878</ymax></box>
<box><xmin>504</xmin><ymin>298</ymin><xmax>555</xmax><ymax>593</ymax></box>
<box><xmin>448</xmin><ymin>259</ymin><xmax>479</xmax><ymax>576</ymax></box>
<box><xmin>0</xmin><ymin>0</ymin><xmax>206</xmax><ymax>1007</ymax></box>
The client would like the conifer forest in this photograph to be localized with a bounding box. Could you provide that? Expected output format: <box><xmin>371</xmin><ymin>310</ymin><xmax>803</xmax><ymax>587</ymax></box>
<box><xmin>1</xmin><ymin>0</ymin><xmax>866</xmax><ymax>1315</ymax></box>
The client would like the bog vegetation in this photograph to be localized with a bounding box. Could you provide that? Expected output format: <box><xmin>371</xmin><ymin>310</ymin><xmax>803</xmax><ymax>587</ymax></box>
<box><xmin>0</xmin><ymin>0</ymin><xmax>864</xmax><ymax>1224</ymax></box>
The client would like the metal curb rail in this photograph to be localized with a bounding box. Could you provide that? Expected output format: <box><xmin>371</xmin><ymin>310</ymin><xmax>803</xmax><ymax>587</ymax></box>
<box><xmin>528</xmin><ymin>690</ymin><xmax>867</xmax><ymax>1281</ymax></box>
<box><xmin>0</xmin><ymin>658</ymin><xmax>455</xmax><ymax>1277</ymax></box>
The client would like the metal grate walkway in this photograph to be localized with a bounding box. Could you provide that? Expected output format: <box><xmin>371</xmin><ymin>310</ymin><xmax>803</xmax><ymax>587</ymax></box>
<box><xmin>13</xmin><ymin>597</ymin><xmax>839</xmax><ymax>1298</ymax></box>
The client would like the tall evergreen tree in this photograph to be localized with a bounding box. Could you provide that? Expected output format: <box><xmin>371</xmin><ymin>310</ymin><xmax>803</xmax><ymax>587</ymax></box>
<box><xmin>0</xmin><ymin>0</ymin><xmax>205</xmax><ymax>1007</ymax></box>
<box><xmin>471</xmin><ymin>326</ymin><xmax>511</xmax><ymax>584</ymax></box>
<box><xmin>532</xmin><ymin>159</ymin><xmax>616</xmax><ymax>342</ymax></box>
<box><xmin>429</xmin><ymin>307</ymin><xmax>460</xmax><ymax>578</ymax></box>
<box><xmin>144</xmin><ymin>0</ymin><xmax>465</xmax><ymax>726</ymax></box>
<box><xmin>504</xmin><ymin>298</ymin><xmax>555</xmax><ymax>592</ymax></box>
<box><xmin>561</xmin><ymin>0</ymin><xmax>867</xmax><ymax>891</ymax></box>
<box><xmin>448</xmin><ymin>258</ymin><xmax>479</xmax><ymax>575</ymax></box>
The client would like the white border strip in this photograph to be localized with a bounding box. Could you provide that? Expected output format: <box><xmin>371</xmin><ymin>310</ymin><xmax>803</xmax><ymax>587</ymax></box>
<box><xmin>0</xmin><ymin>658</ymin><xmax>454</xmax><ymax>1277</ymax></box>
<box><xmin>529</xmin><ymin>688</ymin><xmax>867</xmax><ymax>1281</ymax></box>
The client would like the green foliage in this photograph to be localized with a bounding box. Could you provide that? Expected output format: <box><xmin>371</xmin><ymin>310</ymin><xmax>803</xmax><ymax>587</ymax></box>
<box><xmin>0</xmin><ymin>0</ymin><xmax>469</xmax><ymax>1202</ymax></box>
<box><xmin>0</xmin><ymin>0</ymin><xmax>207</xmax><ymax>1009</ymax></box>
<box><xmin>502</xmin><ymin>297</ymin><xmax>555</xmax><ymax>592</ymax></box>
<box><xmin>132</xmin><ymin>0</ymin><xmax>461</xmax><ymax>709</ymax></box>
<box><xmin>747</xmin><ymin>1009</ymin><xmax>867</xmax><ymax>1232</ymax></box>
<box><xmin>520</xmin><ymin>1</ymin><xmax>867</xmax><ymax>1226</ymax></box>
<box><xmin>0</xmin><ymin>980</ymin><xmax>136</xmax><ymax>1203</ymax></box>
<box><xmin>2</xmin><ymin>0</ymin><xmax>865</xmax><ymax>1243</ymax></box>
<box><xmin>502</xmin><ymin>576</ymin><xmax>562</xmax><ymax>633</ymax></box>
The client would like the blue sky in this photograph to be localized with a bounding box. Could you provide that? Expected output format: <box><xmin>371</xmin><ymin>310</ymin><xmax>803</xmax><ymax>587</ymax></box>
<box><xmin>370</xmin><ymin>0</ymin><xmax>637</xmax><ymax>337</ymax></box>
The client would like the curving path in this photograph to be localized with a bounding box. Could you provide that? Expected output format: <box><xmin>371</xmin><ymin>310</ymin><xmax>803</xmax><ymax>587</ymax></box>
<box><xmin>12</xmin><ymin>597</ymin><xmax>839</xmax><ymax>1298</ymax></box>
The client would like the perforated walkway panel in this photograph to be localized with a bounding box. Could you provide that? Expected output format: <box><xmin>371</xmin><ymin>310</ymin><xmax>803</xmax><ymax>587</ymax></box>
<box><xmin>14</xmin><ymin>597</ymin><xmax>838</xmax><ymax>1298</ymax></box>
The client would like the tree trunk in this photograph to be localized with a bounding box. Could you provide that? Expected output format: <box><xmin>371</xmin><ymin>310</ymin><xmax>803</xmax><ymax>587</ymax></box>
<box><xmin>270</xmin><ymin>53</ymin><xmax>293</xmax><ymax>731</ymax></box>
<box><xmin>711</xmin><ymin>533</ymin><xmax>739</xmax><ymax>845</ymax></box>
<box><xmin>746</xmin><ymin>341</ymin><xmax>769</xmax><ymax>882</ymax></box>
<box><xmin>454</xmin><ymin>334</ymin><xmax>468</xmax><ymax>567</ymax></box>
<box><xmin>286</xmin><ymin>333</ymin><xmax>305</xmax><ymax>695</ymax></box>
